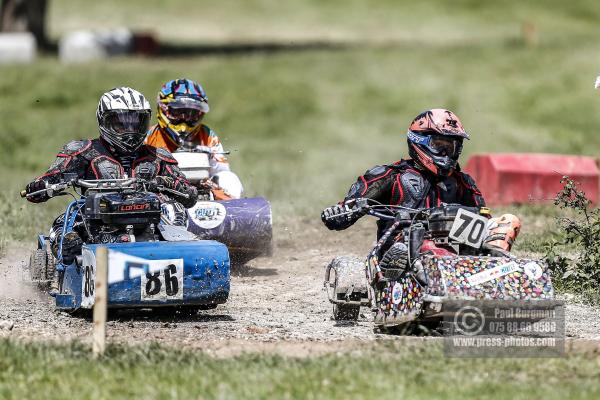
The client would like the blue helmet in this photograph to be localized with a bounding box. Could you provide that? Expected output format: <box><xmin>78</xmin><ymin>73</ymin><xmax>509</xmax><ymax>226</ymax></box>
<box><xmin>156</xmin><ymin>78</ymin><xmax>210</xmax><ymax>146</ymax></box>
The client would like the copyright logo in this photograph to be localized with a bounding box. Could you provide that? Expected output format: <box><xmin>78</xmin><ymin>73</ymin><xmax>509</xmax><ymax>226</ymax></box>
<box><xmin>454</xmin><ymin>306</ymin><xmax>485</xmax><ymax>336</ymax></box>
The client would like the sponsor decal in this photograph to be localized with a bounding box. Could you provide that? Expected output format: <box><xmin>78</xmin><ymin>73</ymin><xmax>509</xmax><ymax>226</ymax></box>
<box><xmin>189</xmin><ymin>201</ymin><xmax>227</xmax><ymax>229</ymax></box>
<box><xmin>467</xmin><ymin>261</ymin><xmax>520</xmax><ymax>286</ymax></box>
<box><xmin>407</xmin><ymin>131</ymin><xmax>428</xmax><ymax>145</ymax></box>
<box><xmin>119</xmin><ymin>203</ymin><xmax>150</xmax><ymax>211</ymax></box>
<box><xmin>392</xmin><ymin>282</ymin><xmax>403</xmax><ymax>305</ymax></box>
<box><xmin>523</xmin><ymin>262</ymin><xmax>543</xmax><ymax>280</ymax></box>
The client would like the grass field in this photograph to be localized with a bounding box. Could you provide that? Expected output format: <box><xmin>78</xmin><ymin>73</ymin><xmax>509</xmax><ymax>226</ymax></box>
<box><xmin>47</xmin><ymin>0</ymin><xmax>600</xmax><ymax>45</ymax></box>
<box><xmin>0</xmin><ymin>2</ymin><xmax>599</xmax><ymax>398</ymax></box>
<box><xmin>1</xmin><ymin>339</ymin><xmax>600</xmax><ymax>400</ymax></box>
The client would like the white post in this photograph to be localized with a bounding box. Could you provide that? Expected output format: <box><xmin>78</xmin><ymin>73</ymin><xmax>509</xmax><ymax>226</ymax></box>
<box><xmin>93</xmin><ymin>246</ymin><xmax>108</xmax><ymax>357</ymax></box>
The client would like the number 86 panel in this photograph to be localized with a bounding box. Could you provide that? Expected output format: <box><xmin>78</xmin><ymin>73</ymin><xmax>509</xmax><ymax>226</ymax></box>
<box><xmin>54</xmin><ymin>241</ymin><xmax>230</xmax><ymax>311</ymax></box>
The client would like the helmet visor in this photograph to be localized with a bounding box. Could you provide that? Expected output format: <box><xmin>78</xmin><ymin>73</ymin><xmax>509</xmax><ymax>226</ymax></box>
<box><xmin>408</xmin><ymin>131</ymin><xmax>462</xmax><ymax>158</ymax></box>
<box><xmin>429</xmin><ymin>136</ymin><xmax>461</xmax><ymax>158</ymax></box>
<box><xmin>102</xmin><ymin>110</ymin><xmax>151</xmax><ymax>135</ymax></box>
<box><xmin>165</xmin><ymin>107</ymin><xmax>205</xmax><ymax>125</ymax></box>
<box><xmin>166</xmin><ymin>96</ymin><xmax>209</xmax><ymax>122</ymax></box>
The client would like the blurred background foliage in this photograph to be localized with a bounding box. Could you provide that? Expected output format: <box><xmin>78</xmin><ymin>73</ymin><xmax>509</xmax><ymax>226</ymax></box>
<box><xmin>0</xmin><ymin>0</ymin><xmax>599</xmax><ymax>245</ymax></box>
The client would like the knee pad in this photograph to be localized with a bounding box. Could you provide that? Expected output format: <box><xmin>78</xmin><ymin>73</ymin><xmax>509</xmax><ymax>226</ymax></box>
<box><xmin>161</xmin><ymin>201</ymin><xmax>189</xmax><ymax>227</ymax></box>
<box><xmin>485</xmin><ymin>214</ymin><xmax>521</xmax><ymax>252</ymax></box>
<box><xmin>212</xmin><ymin>171</ymin><xmax>244</xmax><ymax>199</ymax></box>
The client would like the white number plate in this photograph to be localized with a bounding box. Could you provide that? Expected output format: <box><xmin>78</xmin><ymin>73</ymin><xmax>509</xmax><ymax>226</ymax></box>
<box><xmin>140</xmin><ymin>260</ymin><xmax>184</xmax><ymax>301</ymax></box>
<box><xmin>448</xmin><ymin>208</ymin><xmax>488</xmax><ymax>248</ymax></box>
<box><xmin>106</xmin><ymin>251</ymin><xmax>184</xmax><ymax>301</ymax></box>
<box><xmin>81</xmin><ymin>248</ymin><xmax>96</xmax><ymax>308</ymax></box>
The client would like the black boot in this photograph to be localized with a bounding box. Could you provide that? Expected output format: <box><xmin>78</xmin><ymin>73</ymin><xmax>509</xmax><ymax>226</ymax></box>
<box><xmin>59</xmin><ymin>232</ymin><xmax>83</xmax><ymax>265</ymax></box>
<box><xmin>379</xmin><ymin>242</ymin><xmax>409</xmax><ymax>280</ymax></box>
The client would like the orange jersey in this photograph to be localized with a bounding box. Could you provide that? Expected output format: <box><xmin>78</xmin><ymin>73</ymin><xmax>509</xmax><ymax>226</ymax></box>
<box><xmin>145</xmin><ymin>124</ymin><xmax>229</xmax><ymax>168</ymax></box>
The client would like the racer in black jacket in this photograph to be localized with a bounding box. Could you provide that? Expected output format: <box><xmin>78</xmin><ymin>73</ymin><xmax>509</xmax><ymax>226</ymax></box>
<box><xmin>24</xmin><ymin>87</ymin><xmax>198</xmax><ymax>264</ymax></box>
<box><xmin>322</xmin><ymin>109</ymin><xmax>520</xmax><ymax>262</ymax></box>
<box><xmin>25</xmin><ymin>137</ymin><xmax>197</xmax><ymax>207</ymax></box>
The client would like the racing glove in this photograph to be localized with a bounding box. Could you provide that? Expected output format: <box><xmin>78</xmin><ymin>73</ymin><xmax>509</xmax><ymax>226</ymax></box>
<box><xmin>144</xmin><ymin>176</ymin><xmax>173</xmax><ymax>192</ymax></box>
<box><xmin>147</xmin><ymin>176</ymin><xmax>198</xmax><ymax>208</ymax></box>
<box><xmin>321</xmin><ymin>203</ymin><xmax>364</xmax><ymax>231</ymax></box>
<box><xmin>24</xmin><ymin>180</ymin><xmax>50</xmax><ymax>203</ymax></box>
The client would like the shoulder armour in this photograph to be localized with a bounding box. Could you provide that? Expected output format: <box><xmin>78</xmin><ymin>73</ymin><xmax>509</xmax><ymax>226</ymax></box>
<box><xmin>387</xmin><ymin>159</ymin><xmax>412</xmax><ymax>170</ymax></box>
<box><xmin>58</xmin><ymin>139</ymin><xmax>92</xmax><ymax>156</ymax></box>
<box><xmin>399</xmin><ymin>170</ymin><xmax>431</xmax><ymax>208</ymax></box>
<box><xmin>363</xmin><ymin>165</ymin><xmax>389</xmax><ymax>180</ymax></box>
<box><xmin>459</xmin><ymin>172</ymin><xmax>477</xmax><ymax>187</ymax></box>
<box><xmin>400</xmin><ymin>171</ymin><xmax>426</xmax><ymax>199</ymax></box>
<box><xmin>154</xmin><ymin>146</ymin><xmax>177</xmax><ymax>164</ymax></box>
<box><xmin>201</xmin><ymin>124</ymin><xmax>214</xmax><ymax>134</ymax></box>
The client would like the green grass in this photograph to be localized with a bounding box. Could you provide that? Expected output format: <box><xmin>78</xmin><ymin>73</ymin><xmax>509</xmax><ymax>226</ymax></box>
<box><xmin>47</xmin><ymin>0</ymin><xmax>600</xmax><ymax>45</ymax></box>
<box><xmin>1</xmin><ymin>339</ymin><xmax>599</xmax><ymax>400</ymax></box>
<box><xmin>2</xmin><ymin>1</ymin><xmax>598</xmax><ymax>248</ymax></box>
<box><xmin>1</xmin><ymin>1</ymin><xmax>599</xmax><ymax>398</ymax></box>
<box><xmin>2</xmin><ymin>41</ymin><xmax>597</xmax><ymax>244</ymax></box>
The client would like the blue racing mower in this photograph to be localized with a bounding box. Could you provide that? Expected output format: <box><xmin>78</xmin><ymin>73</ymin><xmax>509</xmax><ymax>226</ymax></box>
<box><xmin>22</xmin><ymin>176</ymin><xmax>230</xmax><ymax>313</ymax></box>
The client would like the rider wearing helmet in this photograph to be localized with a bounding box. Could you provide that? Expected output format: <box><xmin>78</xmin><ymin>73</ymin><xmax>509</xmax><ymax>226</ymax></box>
<box><xmin>321</xmin><ymin>109</ymin><xmax>519</xmax><ymax>256</ymax></box>
<box><xmin>24</xmin><ymin>87</ymin><xmax>198</xmax><ymax>264</ymax></box>
<box><xmin>145</xmin><ymin>78</ymin><xmax>243</xmax><ymax>199</ymax></box>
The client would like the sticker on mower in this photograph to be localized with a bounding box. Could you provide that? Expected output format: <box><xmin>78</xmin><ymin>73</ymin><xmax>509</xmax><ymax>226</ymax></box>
<box><xmin>467</xmin><ymin>261</ymin><xmax>519</xmax><ymax>286</ymax></box>
<box><xmin>448</xmin><ymin>208</ymin><xmax>488</xmax><ymax>248</ymax></box>
<box><xmin>81</xmin><ymin>248</ymin><xmax>96</xmax><ymax>308</ymax></box>
<box><xmin>189</xmin><ymin>201</ymin><xmax>227</xmax><ymax>229</ymax></box>
<box><xmin>391</xmin><ymin>282</ymin><xmax>403</xmax><ymax>305</ymax></box>
<box><xmin>523</xmin><ymin>262</ymin><xmax>543</xmax><ymax>280</ymax></box>
<box><xmin>107</xmin><ymin>251</ymin><xmax>184</xmax><ymax>301</ymax></box>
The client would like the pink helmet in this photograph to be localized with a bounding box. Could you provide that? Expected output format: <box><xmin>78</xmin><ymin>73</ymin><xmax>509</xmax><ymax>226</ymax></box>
<box><xmin>407</xmin><ymin>109</ymin><xmax>469</xmax><ymax>176</ymax></box>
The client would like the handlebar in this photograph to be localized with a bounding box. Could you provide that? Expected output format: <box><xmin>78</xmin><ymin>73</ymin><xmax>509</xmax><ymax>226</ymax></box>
<box><xmin>20</xmin><ymin>181</ymin><xmax>70</xmax><ymax>199</ymax></box>
<box><xmin>21</xmin><ymin>177</ymin><xmax>189</xmax><ymax>200</ymax></box>
<box><xmin>323</xmin><ymin>198</ymin><xmax>425</xmax><ymax>223</ymax></box>
<box><xmin>176</xmin><ymin>145</ymin><xmax>230</xmax><ymax>155</ymax></box>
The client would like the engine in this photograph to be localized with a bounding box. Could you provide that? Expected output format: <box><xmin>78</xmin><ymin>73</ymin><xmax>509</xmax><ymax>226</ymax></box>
<box><xmin>83</xmin><ymin>191</ymin><xmax>162</xmax><ymax>244</ymax></box>
<box><xmin>427</xmin><ymin>204</ymin><xmax>481</xmax><ymax>238</ymax></box>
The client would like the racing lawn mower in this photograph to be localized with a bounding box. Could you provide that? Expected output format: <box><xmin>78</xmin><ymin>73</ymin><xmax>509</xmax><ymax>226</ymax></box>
<box><xmin>22</xmin><ymin>176</ymin><xmax>230</xmax><ymax>313</ymax></box>
<box><xmin>172</xmin><ymin>147</ymin><xmax>272</xmax><ymax>265</ymax></box>
<box><xmin>323</xmin><ymin>199</ymin><xmax>554</xmax><ymax>333</ymax></box>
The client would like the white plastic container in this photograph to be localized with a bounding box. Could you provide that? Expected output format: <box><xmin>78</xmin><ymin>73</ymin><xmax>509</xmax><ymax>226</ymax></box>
<box><xmin>59</xmin><ymin>29</ymin><xmax>132</xmax><ymax>63</ymax></box>
<box><xmin>0</xmin><ymin>33</ymin><xmax>36</xmax><ymax>64</ymax></box>
<box><xmin>172</xmin><ymin>152</ymin><xmax>210</xmax><ymax>183</ymax></box>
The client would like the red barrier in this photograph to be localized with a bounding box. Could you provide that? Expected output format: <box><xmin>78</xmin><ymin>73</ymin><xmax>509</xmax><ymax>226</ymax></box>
<box><xmin>132</xmin><ymin>33</ymin><xmax>159</xmax><ymax>56</ymax></box>
<box><xmin>463</xmin><ymin>153</ymin><xmax>599</xmax><ymax>206</ymax></box>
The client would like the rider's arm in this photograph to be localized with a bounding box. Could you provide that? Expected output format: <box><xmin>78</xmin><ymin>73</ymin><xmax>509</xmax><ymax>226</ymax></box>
<box><xmin>323</xmin><ymin>165</ymin><xmax>394</xmax><ymax>230</ymax></box>
<box><xmin>154</xmin><ymin>147</ymin><xmax>198</xmax><ymax>208</ymax></box>
<box><xmin>456</xmin><ymin>172</ymin><xmax>486</xmax><ymax>207</ymax></box>
<box><xmin>25</xmin><ymin>140</ymin><xmax>91</xmax><ymax>203</ymax></box>
<box><xmin>144</xmin><ymin>125</ymin><xmax>178</xmax><ymax>152</ymax></box>
<box><xmin>200</xmin><ymin>126</ymin><xmax>230</xmax><ymax>174</ymax></box>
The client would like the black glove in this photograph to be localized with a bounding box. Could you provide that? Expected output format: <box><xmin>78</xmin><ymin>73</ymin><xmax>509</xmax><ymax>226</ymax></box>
<box><xmin>139</xmin><ymin>176</ymin><xmax>174</xmax><ymax>193</ymax></box>
<box><xmin>145</xmin><ymin>176</ymin><xmax>197</xmax><ymax>208</ymax></box>
<box><xmin>321</xmin><ymin>204</ymin><xmax>357</xmax><ymax>230</ymax></box>
<box><xmin>25</xmin><ymin>180</ymin><xmax>49</xmax><ymax>203</ymax></box>
<box><xmin>156</xmin><ymin>176</ymin><xmax>176</xmax><ymax>189</ymax></box>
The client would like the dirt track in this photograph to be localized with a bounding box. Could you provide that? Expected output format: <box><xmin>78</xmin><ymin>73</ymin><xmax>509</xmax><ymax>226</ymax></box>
<box><xmin>1</xmin><ymin>219</ymin><xmax>599</xmax><ymax>356</ymax></box>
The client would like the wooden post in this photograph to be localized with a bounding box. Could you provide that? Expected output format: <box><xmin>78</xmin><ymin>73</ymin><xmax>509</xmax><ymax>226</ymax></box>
<box><xmin>93</xmin><ymin>246</ymin><xmax>108</xmax><ymax>357</ymax></box>
<box><xmin>522</xmin><ymin>22</ymin><xmax>538</xmax><ymax>47</ymax></box>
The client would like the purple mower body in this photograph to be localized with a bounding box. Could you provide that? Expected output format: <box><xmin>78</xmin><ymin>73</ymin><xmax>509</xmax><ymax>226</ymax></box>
<box><xmin>186</xmin><ymin>197</ymin><xmax>273</xmax><ymax>264</ymax></box>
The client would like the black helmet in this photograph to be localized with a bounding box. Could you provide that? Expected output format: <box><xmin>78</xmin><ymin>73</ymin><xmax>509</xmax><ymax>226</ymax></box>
<box><xmin>97</xmin><ymin>87</ymin><xmax>152</xmax><ymax>154</ymax></box>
